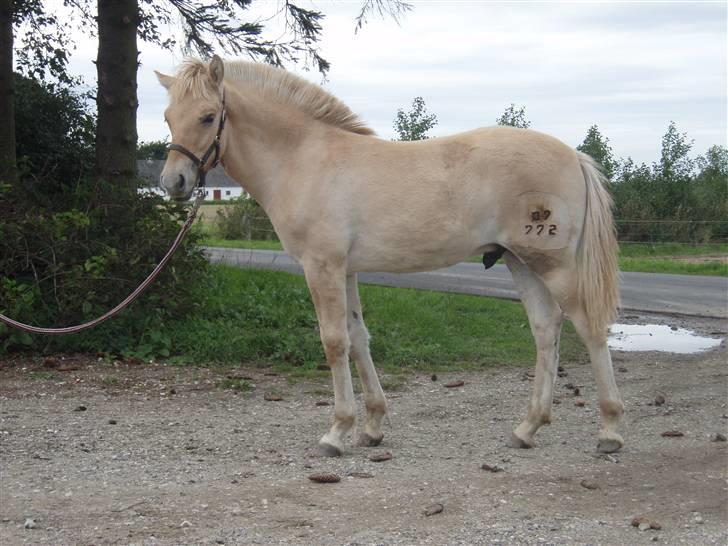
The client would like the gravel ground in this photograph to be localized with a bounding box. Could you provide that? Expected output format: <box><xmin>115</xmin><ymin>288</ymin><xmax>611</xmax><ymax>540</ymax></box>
<box><xmin>1</xmin><ymin>313</ymin><xmax>726</xmax><ymax>546</ymax></box>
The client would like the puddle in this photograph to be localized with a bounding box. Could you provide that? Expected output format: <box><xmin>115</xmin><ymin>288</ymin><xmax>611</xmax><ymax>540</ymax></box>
<box><xmin>608</xmin><ymin>324</ymin><xmax>724</xmax><ymax>354</ymax></box>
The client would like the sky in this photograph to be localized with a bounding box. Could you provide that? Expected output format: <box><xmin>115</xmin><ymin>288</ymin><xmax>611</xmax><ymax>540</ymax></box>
<box><xmin>57</xmin><ymin>0</ymin><xmax>726</xmax><ymax>165</ymax></box>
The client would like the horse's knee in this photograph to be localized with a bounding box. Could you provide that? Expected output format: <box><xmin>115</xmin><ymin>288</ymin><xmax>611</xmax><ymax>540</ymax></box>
<box><xmin>321</xmin><ymin>331</ymin><xmax>349</xmax><ymax>364</ymax></box>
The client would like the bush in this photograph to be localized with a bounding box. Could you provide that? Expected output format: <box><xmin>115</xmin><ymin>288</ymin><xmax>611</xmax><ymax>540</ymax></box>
<box><xmin>215</xmin><ymin>197</ymin><xmax>278</xmax><ymax>241</ymax></box>
<box><xmin>0</xmin><ymin>175</ymin><xmax>208</xmax><ymax>357</ymax></box>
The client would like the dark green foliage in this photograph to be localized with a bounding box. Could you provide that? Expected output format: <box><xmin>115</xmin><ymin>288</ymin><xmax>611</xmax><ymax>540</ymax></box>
<box><xmin>0</xmin><ymin>177</ymin><xmax>208</xmax><ymax>356</ymax></box>
<box><xmin>215</xmin><ymin>197</ymin><xmax>278</xmax><ymax>241</ymax></box>
<box><xmin>496</xmin><ymin>104</ymin><xmax>531</xmax><ymax>129</ymax></box>
<box><xmin>137</xmin><ymin>138</ymin><xmax>169</xmax><ymax>160</ymax></box>
<box><xmin>1</xmin><ymin>73</ymin><xmax>207</xmax><ymax>356</ymax></box>
<box><xmin>14</xmin><ymin>74</ymin><xmax>95</xmax><ymax>186</ymax></box>
<box><xmin>610</xmin><ymin>122</ymin><xmax>727</xmax><ymax>243</ymax></box>
<box><xmin>393</xmin><ymin>96</ymin><xmax>438</xmax><ymax>141</ymax></box>
<box><xmin>577</xmin><ymin>125</ymin><xmax>616</xmax><ymax>180</ymax></box>
<box><xmin>12</xmin><ymin>0</ymin><xmax>76</xmax><ymax>85</ymax></box>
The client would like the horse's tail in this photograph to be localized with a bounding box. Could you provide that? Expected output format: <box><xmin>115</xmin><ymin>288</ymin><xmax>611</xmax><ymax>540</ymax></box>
<box><xmin>575</xmin><ymin>151</ymin><xmax>620</xmax><ymax>338</ymax></box>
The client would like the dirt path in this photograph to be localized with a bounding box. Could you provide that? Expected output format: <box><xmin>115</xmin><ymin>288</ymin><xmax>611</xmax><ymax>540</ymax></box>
<box><xmin>1</xmin><ymin>315</ymin><xmax>726</xmax><ymax>545</ymax></box>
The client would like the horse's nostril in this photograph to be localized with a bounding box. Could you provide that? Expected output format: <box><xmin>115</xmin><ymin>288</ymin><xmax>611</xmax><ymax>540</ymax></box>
<box><xmin>176</xmin><ymin>174</ymin><xmax>185</xmax><ymax>189</ymax></box>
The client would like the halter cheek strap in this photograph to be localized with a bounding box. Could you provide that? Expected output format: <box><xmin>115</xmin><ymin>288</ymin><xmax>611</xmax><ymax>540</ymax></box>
<box><xmin>166</xmin><ymin>93</ymin><xmax>227</xmax><ymax>191</ymax></box>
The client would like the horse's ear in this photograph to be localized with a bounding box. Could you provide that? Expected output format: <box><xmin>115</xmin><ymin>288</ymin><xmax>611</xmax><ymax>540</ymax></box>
<box><xmin>155</xmin><ymin>70</ymin><xmax>175</xmax><ymax>90</ymax></box>
<box><xmin>209</xmin><ymin>55</ymin><xmax>224</xmax><ymax>88</ymax></box>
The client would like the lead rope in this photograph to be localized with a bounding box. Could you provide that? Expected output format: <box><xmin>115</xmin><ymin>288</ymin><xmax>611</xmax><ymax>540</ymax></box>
<box><xmin>0</xmin><ymin>191</ymin><xmax>205</xmax><ymax>336</ymax></box>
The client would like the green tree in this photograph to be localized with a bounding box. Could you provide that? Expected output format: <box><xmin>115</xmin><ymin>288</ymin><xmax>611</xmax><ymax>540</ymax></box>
<box><xmin>693</xmin><ymin>145</ymin><xmax>728</xmax><ymax>240</ymax></box>
<box><xmin>577</xmin><ymin>125</ymin><xmax>616</xmax><ymax>180</ymax></box>
<box><xmin>0</xmin><ymin>0</ymin><xmax>13</xmax><ymax>185</ymax></box>
<box><xmin>393</xmin><ymin>96</ymin><xmax>438</xmax><ymax>141</ymax></box>
<box><xmin>137</xmin><ymin>139</ymin><xmax>169</xmax><ymax>160</ymax></box>
<box><xmin>650</xmin><ymin>121</ymin><xmax>695</xmax><ymax>223</ymax></box>
<box><xmin>496</xmin><ymin>103</ymin><xmax>531</xmax><ymax>129</ymax></box>
<box><xmin>14</xmin><ymin>74</ymin><xmax>95</xmax><ymax>187</ymax></box>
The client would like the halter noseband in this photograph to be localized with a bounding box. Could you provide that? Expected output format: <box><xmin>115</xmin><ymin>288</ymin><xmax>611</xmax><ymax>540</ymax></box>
<box><xmin>166</xmin><ymin>93</ymin><xmax>227</xmax><ymax>194</ymax></box>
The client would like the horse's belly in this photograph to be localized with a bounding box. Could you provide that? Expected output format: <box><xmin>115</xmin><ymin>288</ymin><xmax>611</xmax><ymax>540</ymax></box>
<box><xmin>346</xmin><ymin>231</ymin><xmax>476</xmax><ymax>273</ymax></box>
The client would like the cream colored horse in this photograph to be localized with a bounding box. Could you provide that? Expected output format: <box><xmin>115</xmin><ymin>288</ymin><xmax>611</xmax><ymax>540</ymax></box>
<box><xmin>156</xmin><ymin>56</ymin><xmax>624</xmax><ymax>457</ymax></box>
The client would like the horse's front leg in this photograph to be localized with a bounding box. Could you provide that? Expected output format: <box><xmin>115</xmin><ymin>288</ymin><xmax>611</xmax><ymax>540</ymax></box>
<box><xmin>346</xmin><ymin>274</ymin><xmax>387</xmax><ymax>446</ymax></box>
<box><xmin>303</xmin><ymin>258</ymin><xmax>355</xmax><ymax>457</ymax></box>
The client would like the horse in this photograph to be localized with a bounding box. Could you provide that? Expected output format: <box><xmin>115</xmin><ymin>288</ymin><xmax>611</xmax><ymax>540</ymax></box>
<box><xmin>155</xmin><ymin>55</ymin><xmax>624</xmax><ymax>457</ymax></box>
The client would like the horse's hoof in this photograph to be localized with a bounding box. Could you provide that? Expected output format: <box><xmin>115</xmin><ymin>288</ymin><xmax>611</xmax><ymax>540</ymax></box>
<box><xmin>318</xmin><ymin>441</ymin><xmax>343</xmax><ymax>458</ymax></box>
<box><xmin>356</xmin><ymin>432</ymin><xmax>383</xmax><ymax>447</ymax></box>
<box><xmin>507</xmin><ymin>431</ymin><xmax>534</xmax><ymax>449</ymax></box>
<box><xmin>597</xmin><ymin>435</ymin><xmax>624</xmax><ymax>454</ymax></box>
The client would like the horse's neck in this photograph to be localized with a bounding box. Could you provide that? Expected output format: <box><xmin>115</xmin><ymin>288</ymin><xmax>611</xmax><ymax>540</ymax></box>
<box><xmin>220</xmin><ymin>87</ymin><xmax>309</xmax><ymax>212</ymax></box>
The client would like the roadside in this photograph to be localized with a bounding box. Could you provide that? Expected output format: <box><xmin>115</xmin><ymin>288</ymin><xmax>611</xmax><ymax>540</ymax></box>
<box><xmin>197</xmin><ymin>232</ymin><xmax>728</xmax><ymax>277</ymax></box>
<box><xmin>0</xmin><ymin>312</ymin><xmax>725</xmax><ymax>545</ymax></box>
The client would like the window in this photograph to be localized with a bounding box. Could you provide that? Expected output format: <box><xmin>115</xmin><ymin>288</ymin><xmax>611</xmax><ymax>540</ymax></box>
<box><xmin>226</xmin><ymin>190</ymin><xmax>231</xmax><ymax>196</ymax></box>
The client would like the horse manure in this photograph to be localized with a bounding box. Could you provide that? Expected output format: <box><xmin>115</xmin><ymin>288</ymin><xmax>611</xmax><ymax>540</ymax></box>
<box><xmin>480</xmin><ymin>463</ymin><xmax>503</xmax><ymax>473</ymax></box>
<box><xmin>315</xmin><ymin>401</ymin><xmax>330</xmax><ymax>406</ymax></box>
<box><xmin>444</xmin><ymin>380</ymin><xmax>464</xmax><ymax>388</ymax></box>
<box><xmin>431</xmin><ymin>374</ymin><xmax>438</xmax><ymax>381</ymax></box>
<box><xmin>661</xmin><ymin>430</ymin><xmax>684</xmax><ymax>437</ymax></box>
<box><xmin>264</xmin><ymin>393</ymin><xmax>283</xmax><ymax>401</ymax></box>
<box><xmin>631</xmin><ymin>516</ymin><xmax>661</xmax><ymax>530</ymax></box>
<box><xmin>43</xmin><ymin>357</ymin><xmax>59</xmax><ymax>368</ymax></box>
<box><xmin>424</xmin><ymin>503</ymin><xmax>444</xmax><ymax>516</ymax></box>
<box><xmin>653</xmin><ymin>394</ymin><xmax>666</xmax><ymax>406</ymax></box>
<box><xmin>580</xmin><ymin>479</ymin><xmax>599</xmax><ymax>490</ymax></box>
<box><xmin>369</xmin><ymin>452</ymin><xmax>393</xmax><ymax>462</ymax></box>
<box><xmin>308</xmin><ymin>472</ymin><xmax>341</xmax><ymax>483</ymax></box>
<box><xmin>574</xmin><ymin>399</ymin><xmax>585</xmax><ymax>407</ymax></box>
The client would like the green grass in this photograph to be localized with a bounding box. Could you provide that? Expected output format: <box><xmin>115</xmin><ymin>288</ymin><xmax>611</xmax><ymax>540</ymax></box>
<box><xmin>618</xmin><ymin>258</ymin><xmax>727</xmax><ymax>276</ymax></box>
<box><xmin>618</xmin><ymin>242</ymin><xmax>728</xmax><ymax>257</ymax></box>
<box><xmin>618</xmin><ymin>242</ymin><xmax>727</xmax><ymax>276</ymax></box>
<box><xmin>165</xmin><ymin>265</ymin><xmax>586</xmax><ymax>370</ymax></box>
<box><xmin>201</xmin><ymin>237</ymin><xmax>283</xmax><ymax>251</ymax></box>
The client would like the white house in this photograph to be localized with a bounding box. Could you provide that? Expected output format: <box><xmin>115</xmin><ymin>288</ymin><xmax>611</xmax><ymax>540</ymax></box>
<box><xmin>137</xmin><ymin>160</ymin><xmax>246</xmax><ymax>201</ymax></box>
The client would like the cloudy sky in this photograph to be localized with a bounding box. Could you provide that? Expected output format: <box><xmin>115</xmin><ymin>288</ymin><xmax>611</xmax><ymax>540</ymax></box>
<box><xmin>63</xmin><ymin>1</ymin><xmax>726</xmax><ymax>165</ymax></box>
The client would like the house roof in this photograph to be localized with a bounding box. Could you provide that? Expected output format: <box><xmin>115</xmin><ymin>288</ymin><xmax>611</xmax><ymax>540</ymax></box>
<box><xmin>137</xmin><ymin>160</ymin><xmax>242</xmax><ymax>188</ymax></box>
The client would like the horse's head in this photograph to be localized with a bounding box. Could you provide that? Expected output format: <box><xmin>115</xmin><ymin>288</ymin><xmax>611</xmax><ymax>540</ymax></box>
<box><xmin>155</xmin><ymin>56</ymin><xmax>226</xmax><ymax>201</ymax></box>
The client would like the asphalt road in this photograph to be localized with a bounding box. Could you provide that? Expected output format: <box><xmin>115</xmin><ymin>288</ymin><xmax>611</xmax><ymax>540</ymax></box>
<box><xmin>205</xmin><ymin>247</ymin><xmax>728</xmax><ymax>319</ymax></box>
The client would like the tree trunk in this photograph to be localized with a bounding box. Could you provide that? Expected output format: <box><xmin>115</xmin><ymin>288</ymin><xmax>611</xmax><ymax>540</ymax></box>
<box><xmin>95</xmin><ymin>0</ymin><xmax>138</xmax><ymax>190</ymax></box>
<box><xmin>0</xmin><ymin>0</ymin><xmax>16</xmax><ymax>186</ymax></box>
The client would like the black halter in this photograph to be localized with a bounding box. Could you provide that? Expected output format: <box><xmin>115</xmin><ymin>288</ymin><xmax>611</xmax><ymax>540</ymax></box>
<box><xmin>166</xmin><ymin>93</ymin><xmax>227</xmax><ymax>191</ymax></box>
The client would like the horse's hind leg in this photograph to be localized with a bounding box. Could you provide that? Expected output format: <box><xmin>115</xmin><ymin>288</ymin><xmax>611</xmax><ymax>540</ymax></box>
<box><xmin>303</xmin><ymin>258</ymin><xmax>356</xmax><ymax>457</ymax></box>
<box><xmin>504</xmin><ymin>252</ymin><xmax>564</xmax><ymax>449</ymax></box>
<box><xmin>563</xmin><ymin>305</ymin><xmax>624</xmax><ymax>453</ymax></box>
<box><xmin>346</xmin><ymin>274</ymin><xmax>387</xmax><ymax>446</ymax></box>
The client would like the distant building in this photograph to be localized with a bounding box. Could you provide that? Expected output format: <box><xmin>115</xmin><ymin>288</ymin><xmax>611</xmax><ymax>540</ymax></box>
<box><xmin>137</xmin><ymin>160</ymin><xmax>246</xmax><ymax>201</ymax></box>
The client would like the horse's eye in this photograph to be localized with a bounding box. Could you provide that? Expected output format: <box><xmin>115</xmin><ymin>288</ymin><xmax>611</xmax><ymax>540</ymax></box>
<box><xmin>201</xmin><ymin>114</ymin><xmax>215</xmax><ymax>125</ymax></box>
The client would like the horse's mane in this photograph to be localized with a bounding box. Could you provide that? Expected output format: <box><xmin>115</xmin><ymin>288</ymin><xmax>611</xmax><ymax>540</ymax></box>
<box><xmin>171</xmin><ymin>59</ymin><xmax>374</xmax><ymax>136</ymax></box>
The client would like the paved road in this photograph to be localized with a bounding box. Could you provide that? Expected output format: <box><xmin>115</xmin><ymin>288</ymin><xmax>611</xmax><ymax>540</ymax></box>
<box><xmin>205</xmin><ymin>247</ymin><xmax>728</xmax><ymax>319</ymax></box>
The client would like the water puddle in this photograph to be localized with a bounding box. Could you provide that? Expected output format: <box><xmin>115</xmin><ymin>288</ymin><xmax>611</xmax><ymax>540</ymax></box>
<box><xmin>608</xmin><ymin>324</ymin><xmax>724</xmax><ymax>354</ymax></box>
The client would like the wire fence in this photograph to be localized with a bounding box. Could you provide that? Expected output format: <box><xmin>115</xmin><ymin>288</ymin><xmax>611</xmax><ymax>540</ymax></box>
<box><xmin>615</xmin><ymin>220</ymin><xmax>728</xmax><ymax>246</ymax></box>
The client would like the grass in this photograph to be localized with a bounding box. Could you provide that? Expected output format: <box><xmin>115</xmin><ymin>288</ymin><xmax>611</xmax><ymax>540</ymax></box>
<box><xmin>618</xmin><ymin>242</ymin><xmax>727</xmax><ymax>276</ymax></box>
<box><xmin>201</xmin><ymin>237</ymin><xmax>283</xmax><ymax>251</ymax></box>
<box><xmin>165</xmin><ymin>265</ymin><xmax>587</xmax><ymax>371</ymax></box>
<box><xmin>618</xmin><ymin>257</ymin><xmax>727</xmax><ymax>276</ymax></box>
<box><xmin>617</xmin><ymin>242</ymin><xmax>728</xmax><ymax>257</ymax></box>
